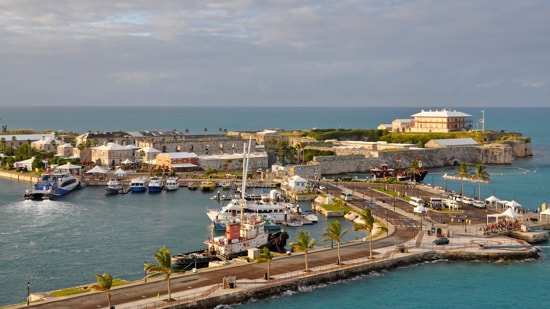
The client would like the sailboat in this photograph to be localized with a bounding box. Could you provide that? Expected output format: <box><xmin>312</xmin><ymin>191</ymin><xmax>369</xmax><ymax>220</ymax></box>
<box><xmin>204</xmin><ymin>138</ymin><xmax>288</xmax><ymax>258</ymax></box>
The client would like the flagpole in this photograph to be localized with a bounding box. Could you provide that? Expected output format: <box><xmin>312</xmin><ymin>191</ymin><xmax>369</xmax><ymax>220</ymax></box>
<box><xmin>481</xmin><ymin>110</ymin><xmax>485</xmax><ymax>132</ymax></box>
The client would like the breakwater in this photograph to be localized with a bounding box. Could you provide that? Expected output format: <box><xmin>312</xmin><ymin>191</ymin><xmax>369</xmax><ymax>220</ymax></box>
<box><xmin>132</xmin><ymin>243</ymin><xmax>540</xmax><ymax>309</ymax></box>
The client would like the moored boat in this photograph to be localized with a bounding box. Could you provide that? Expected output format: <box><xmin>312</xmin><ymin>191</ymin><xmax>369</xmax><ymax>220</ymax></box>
<box><xmin>187</xmin><ymin>182</ymin><xmax>198</xmax><ymax>190</ymax></box>
<box><xmin>24</xmin><ymin>171</ymin><xmax>81</xmax><ymax>200</ymax></box>
<box><xmin>148</xmin><ymin>176</ymin><xmax>163</xmax><ymax>193</ymax></box>
<box><xmin>52</xmin><ymin>174</ymin><xmax>81</xmax><ymax>197</ymax></box>
<box><xmin>105</xmin><ymin>178</ymin><xmax>123</xmax><ymax>194</ymax></box>
<box><xmin>171</xmin><ymin>250</ymin><xmax>219</xmax><ymax>270</ymax></box>
<box><xmin>165</xmin><ymin>177</ymin><xmax>180</xmax><ymax>191</ymax></box>
<box><xmin>199</xmin><ymin>181</ymin><xmax>216</xmax><ymax>192</ymax></box>
<box><xmin>130</xmin><ymin>177</ymin><xmax>148</xmax><ymax>192</ymax></box>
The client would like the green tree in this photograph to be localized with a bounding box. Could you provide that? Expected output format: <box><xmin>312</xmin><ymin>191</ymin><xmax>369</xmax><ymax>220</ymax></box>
<box><xmin>352</xmin><ymin>208</ymin><xmax>385</xmax><ymax>258</ymax></box>
<box><xmin>289</xmin><ymin>230</ymin><xmax>316</xmax><ymax>272</ymax></box>
<box><xmin>144</xmin><ymin>246</ymin><xmax>173</xmax><ymax>301</ymax></box>
<box><xmin>456</xmin><ymin>162</ymin><xmax>471</xmax><ymax>197</ymax></box>
<box><xmin>472</xmin><ymin>162</ymin><xmax>490</xmax><ymax>200</ymax></box>
<box><xmin>406</xmin><ymin>159</ymin><xmax>423</xmax><ymax>183</ymax></box>
<box><xmin>321</xmin><ymin>220</ymin><xmax>348</xmax><ymax>265</ymax></box>
<box><xmin>89</xmin><ymin>273</ymin><xmax>113</xmax><ymax>308</ymax></box>
<box><xmin>256</xmin><ymin>247</ymin><xmax>275</xmax><ymax>280</ymax></box>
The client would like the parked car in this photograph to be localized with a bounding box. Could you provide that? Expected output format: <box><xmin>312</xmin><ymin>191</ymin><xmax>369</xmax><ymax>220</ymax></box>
<box><xmin>433</xmin><ymin>237</ymin><xmax>450</xmax><ymax>245</ymax></box>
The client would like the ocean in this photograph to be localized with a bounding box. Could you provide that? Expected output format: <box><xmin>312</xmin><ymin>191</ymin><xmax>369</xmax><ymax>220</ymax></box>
<box><xmin>0</xmin><ymin>106</ymin><xmax>549</xmax><ymax>308</ymax></box>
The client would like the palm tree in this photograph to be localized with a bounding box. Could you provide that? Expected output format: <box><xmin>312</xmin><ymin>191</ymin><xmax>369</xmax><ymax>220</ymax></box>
<box><xmin>353</xmin><ymin>208</ymin><xmax>385</xmax><ymax>258</ymax></box>
<box><xmin>472</xmin><ymin>162</ymin><xmax>490</xmax><ymax>200</ymax></box>
<box><xmin>456</xmin><ymin>162</ymin><xmax>471</xmax><ymax>198</ymax></box>
<box><xmin>289</xmin><ymin>230</ymin><xmax>316</xmax><ymax>272</ymax></box>
<box><xmin>89</xmin><ymin>273</ymin><xmax>113</xmax><ymax>308</ymax></box>
<box><xmin>144</xmin><ymin>246</ymin><xmax>173</xmax><ymax>301</ymax></box>
<box><xmin>321</xmin><ymin>220</ymin><xmax>348</xmax><ymax>265</ymax></box>
<box><xmin>256</xmin><ymin>247</ymin><xmax>275</xmax><ymax>280</ymax></box>
<box><xmin>406</xmin><ymin>159</ymin><xmax>422</xmax><ymax>183</ymax></box>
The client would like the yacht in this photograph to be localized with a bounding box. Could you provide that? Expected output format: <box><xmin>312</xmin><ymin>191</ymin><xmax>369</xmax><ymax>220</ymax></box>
<box><xmin>199</xmin><ymin>181</ymin><xmax>216</xmax><ymax>192</ymax></box>
<box><xmin>52</xmin><ymin>174</ymin><xmax>81</xmax><ymax>197</ymax></box>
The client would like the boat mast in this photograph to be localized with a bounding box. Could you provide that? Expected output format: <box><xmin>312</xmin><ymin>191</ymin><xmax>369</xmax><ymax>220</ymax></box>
<box><xmin>240</xmin><ymin>137</ymin><xmax>252</xmax><ymax>226</ymax></box>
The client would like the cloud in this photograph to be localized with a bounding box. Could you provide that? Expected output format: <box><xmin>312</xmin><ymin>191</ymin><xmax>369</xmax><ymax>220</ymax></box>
<box><xmin>1</xmin><ymin>0</ymin><xmax>549</xmax><ymax>107</ymax></box>
<box><xmin>520</xmin><ymin>81</ymin><xmax>546</xmax><ymax>89</ymax></box>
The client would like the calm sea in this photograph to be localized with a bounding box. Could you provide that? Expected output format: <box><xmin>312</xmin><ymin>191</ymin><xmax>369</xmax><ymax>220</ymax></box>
<box><xmin>0</xmin><ymin>106</ymin><xmax>549</xmax><ymax>307</ymax></box>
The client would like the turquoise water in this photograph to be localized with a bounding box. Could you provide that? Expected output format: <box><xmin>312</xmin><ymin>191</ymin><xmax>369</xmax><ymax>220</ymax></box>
<box><xmin>0</xmin><ymin>106</ymin><xmax>549</xmax><ymax>307</ymax></box>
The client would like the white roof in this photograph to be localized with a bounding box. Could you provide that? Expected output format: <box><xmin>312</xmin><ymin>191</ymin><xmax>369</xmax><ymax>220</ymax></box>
<box><xmin>412</xmin><ymin>109</ymin><xmax>471</xmax><ymax>118</ymax></box>
<box><xmin>289</xmin><ymin>175</ymin><xmax>308</xmax><ymax>183</ymax></box>
<box><xmin>94</xmin><ymin>143</ymin><xmax>129</xmax><ymax>151</ymax></box>
<box><xmin>86</xmin><ymin>166</ymin><xmax>107</xmax><ymax>174</ymax></box>
<box><xmin>158</xmin><ymin>152</ymin><xmax>198</xmax><ymax>159</ymax></box>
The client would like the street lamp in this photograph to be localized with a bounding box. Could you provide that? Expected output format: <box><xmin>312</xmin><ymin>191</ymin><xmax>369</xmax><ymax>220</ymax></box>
<box><xmin>464</xmin><ymin>216</ymin><xmax>468</xmax><ymax>233</ymax></box>
<box><xmin>27</xmin><ymin>281</ymin><xmax>30</xmax><ymax>306</ymax></box>
<box><xmin>385</xmin><ymin>210</ymin><xmax>388</xmax><ymax>236</ymax></box>
<box><xmin>144</xmin><ymin>261</ymin><xmax>147</xmax><ymax>282</ymax></box>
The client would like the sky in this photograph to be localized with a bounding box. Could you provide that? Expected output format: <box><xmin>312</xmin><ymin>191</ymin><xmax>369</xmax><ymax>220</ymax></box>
<box><xmin>1</xmin><ymin>0</ymin><xmax>549</xmax><ymax>107</ymax></box>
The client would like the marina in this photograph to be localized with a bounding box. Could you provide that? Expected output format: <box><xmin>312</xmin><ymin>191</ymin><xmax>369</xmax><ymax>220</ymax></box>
<box><xmin>1</xmin><ymin>107</ymin><xmax>550</xmax><ymax>308</ymax></box>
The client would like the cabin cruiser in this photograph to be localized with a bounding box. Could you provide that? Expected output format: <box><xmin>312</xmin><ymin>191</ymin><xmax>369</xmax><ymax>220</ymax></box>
<box><xmin>165</xmin><ymin>177</ymin><xmax>180</xmax><ymax>191</ymax></box>
<box><xmin>105</xmin><ymin>178</ymin><xmax>123</xmax><ymax>194</ymax></box>
<box><xmin>130</xmin><ymin>177</ymin><xmax>148</xmax><ymax>192</ymax></box>
<box><xmin>148</xmin><ymin>176</ymin><xmax>163</xmax><ymax>193</ymax></box>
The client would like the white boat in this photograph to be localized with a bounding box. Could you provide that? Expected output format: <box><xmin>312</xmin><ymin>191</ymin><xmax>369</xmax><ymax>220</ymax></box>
<box><xmin>148</xmin><ymin>176</ymin><xmax>163</xmax><ymax>193</ymax></box>
<box><xmin>105</xmin><ymin>178</ymin><xmax>123</xmax><ymax>194</ymax></box>
<box><xmin>130</xmin><ymin>177</ymin><xmax>148</xmax><ymax>192</ymax></box>
<box><xmin>24</xmin><ymin>171</ymin><xmax>80</xmax><ymax>199</ymax></box>
<box><xmin>165</xmin><ymin>177</ymin><xmax>180</xmax><ymax>191</ymax></box>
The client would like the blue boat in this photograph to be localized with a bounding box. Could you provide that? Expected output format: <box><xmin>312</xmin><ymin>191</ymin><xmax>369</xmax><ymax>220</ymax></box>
<box><xmin>130</xmin><ymin>177</ymin><xmax>148</xmax><ymax>192</ymax></box>
<box><xmin>148</xmin><ymin>176</ymin><xmax>163</xmax><ymax>193</ymax></box>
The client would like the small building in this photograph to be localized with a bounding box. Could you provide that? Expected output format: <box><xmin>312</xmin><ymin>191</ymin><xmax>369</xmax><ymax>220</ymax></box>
<box><xmin>198</xmin><ymin>152</ymin><xmax>268</xmax><ymax>171</ymax></box>
<box><xmin>391</xmin><ymin>119</ymin><xmax>414</xmax><ymax>132</ymax></box>
<box><xmin>287</xmin><ymin>175</ymin><xmax>308</xmax><ymax>192</ymax></box>
<box><xmin>155</xmin><ymin>152</ymin><xmax>199</xmax><ymax>171</ymax></box>
<box><xmin>31</xmin><ymin>135</ymin><xmax>61</xmax><ymax>152</ymax></box>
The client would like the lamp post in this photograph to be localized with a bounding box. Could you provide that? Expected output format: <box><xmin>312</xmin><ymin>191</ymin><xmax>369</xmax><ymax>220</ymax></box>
<box><xmin>27</xmin><ymin>281</ymin><xmax>30</xmax><ymax>306</ymax></box>
<box><xmin>464</xmin><ymin>216</ymin><xmax>467</xmax><ymax>233</ymax></box>
<box><xmin>385</xmin><ymin>210</ymin><xmax>388</xmax><ymax>236</ymax></box>
<box><xmin>144</xmin><ymin>261</ymin><xmax>147</xmax><ymax>282</ymax></box>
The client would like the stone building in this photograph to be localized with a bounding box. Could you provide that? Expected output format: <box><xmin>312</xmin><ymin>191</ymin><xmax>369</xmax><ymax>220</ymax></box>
<box><xmin>91</xmin><ymin>142</ymin><xmax>137</xmax><ymax>167</ymax></box>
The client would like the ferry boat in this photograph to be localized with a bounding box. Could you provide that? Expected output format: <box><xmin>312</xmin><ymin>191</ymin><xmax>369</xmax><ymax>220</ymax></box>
<box><xmin>130</xmin><ymin>177</ymin><xmax>148</xmax><ymax>192</ymax></box>
<box><xmin>52</xmin><ymin>174</ymin><xmax>81</xmax><ymax>197</ymax></box>
<box><xmin>199</xmin><ymin>181</ymin><xmax>216</xmax><ymax>192</ymax></box>
<box><xmin>165</xmin><ymin>177</ymin><xmax>180</xmax><ymax>191</ymax></box>
<box><xmin>148</xmin><ymin>176</ymin><xmax>163</xmax><ymax>193</ymax></box>
<box><xmin>187</xmin><ymin>182</ymin><xmax>198</xmax><ymax>190</ymax></box>
<box><xmin>24</xmin><ymin>171</ymin><xmax>81</xmax><ymax>200</ymax></box>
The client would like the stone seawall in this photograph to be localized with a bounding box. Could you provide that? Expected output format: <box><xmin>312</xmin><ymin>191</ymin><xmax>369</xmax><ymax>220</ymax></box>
<box><xmin>0</xmin><ymin>170</ymin><xmax>38</xmax><ymax>184</ymax></box>
<box><xmin>312</xmin><ymin>141</ymin><xmax>531</xmax><ymax>176</ymax></box>
<box><xmin>170</xmin><ymin>248</ymin><xmax>539</xmax><ymax>309</ymax></box>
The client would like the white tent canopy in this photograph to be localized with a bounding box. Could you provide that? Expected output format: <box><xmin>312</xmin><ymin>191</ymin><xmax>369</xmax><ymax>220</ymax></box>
<box><xmin>487</xmin><ymin>207</ymin><xmax>523</xmax><ymax>225</ymax></box>
<box><xmin>57</xmin><ymin>162</ymin><xmax>81</xmax><ymax>172</ymax></box>
<box><xmin>121</xmin><ymin>159</ymin><xmax>134</xmax><ymax>164</ymax></box>
<box><xmin>506</xmin><ymin>200</ymin><xmax>522</xmax><ymax>208</ymax></box>
<box><xmin>113</xmin><ymin>169</ymin><xmax>127</xmax><ymax>177</ymax></box>
<box><xmin>485</xmin><ymin>195</ymin><xmax>500</xmax><ymax>203</ymax></box>
<box><xmin>86</xmin><ymin>166</ymin><xmax>107</xmax><ymax>174</ymax></box>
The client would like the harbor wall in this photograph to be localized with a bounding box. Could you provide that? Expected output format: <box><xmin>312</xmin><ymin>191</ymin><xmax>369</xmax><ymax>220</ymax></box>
<box><xmin>171</xmin><ymin>248</ymin><xmax>539</xmax><ymax>309</ymax></box>
<box><xmin>312</xmin><ymin>142</ymin><xmax>529</xmax><ymax>176</ymax></box>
